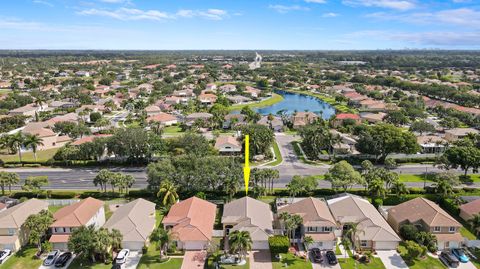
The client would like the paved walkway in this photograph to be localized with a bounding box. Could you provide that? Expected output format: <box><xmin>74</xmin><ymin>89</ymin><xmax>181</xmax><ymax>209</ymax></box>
<box><xmin>249</xmin><ymin>250</ymin><xmax>272</xmax><ymax>269</ymax></box>
<box><xmin>376</xmin><ymin>250</ymin><xmax>408</xmax><ymax>269</ymax></box>
<box><xmin>181</xmin><ymin>251</ymin><xmax>205</xmax><ymax>269</ymax></box>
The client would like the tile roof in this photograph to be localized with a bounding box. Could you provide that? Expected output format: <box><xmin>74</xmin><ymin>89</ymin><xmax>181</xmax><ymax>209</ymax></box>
<box><xmin>278</xmin><ymin>197</ymin><xmax>336</xmax><ymax>227</ymax></box>
<box><xmin>0</xmin><ymin>199</ymin><xmax>48</xmax><ymax>229</ymax></box>
<box><xmin>459</xmin><ymin>199</ymin><xmax>480</xmax><ymax>217</ymax></box>
<box><xmin>51</xmin><ymin>197</ymin><xmax>104</xmax><ymax>228</ymax></box>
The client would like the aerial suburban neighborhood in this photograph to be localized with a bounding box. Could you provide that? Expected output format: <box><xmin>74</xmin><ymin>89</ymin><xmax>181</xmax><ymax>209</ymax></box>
<box><xmin>1</xmin><ymin>1</ymin><xmax>480</xmax><ymax>269</ymax></box>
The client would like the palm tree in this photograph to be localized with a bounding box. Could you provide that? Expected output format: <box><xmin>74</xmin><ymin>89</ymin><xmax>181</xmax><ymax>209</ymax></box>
<box><xmin>434</xmin><ymin>179</ymin><xmax>454</xmax><ymax>198</ymax></box>
<box><xmin>391</xmin><ymin>180</ymin><xmax>409</xmax><ymax>197</ymax></box>
<box><xmin>10</xmin><ymin>132</ymin><xmax>25</xmax><ymax>162</ymax></box>
<box><xmin>468</xmin><ymin>214</ymin><xmax>480</xmax><ymax>237</ymax></box>
<box><xmin>340</xmin><ymin>236</ymin><xmax>351</xmax><ymax>259</ymax></box>
<box><xmin>110</xmin><ymin>229</ymin><xmax>123</xmax><ymax>253</ymax></box>
<box><xmin>23</xmin><ymin>134</ymin><xmax>44</xmax><ymax>161</ymax></box>
<box><xmin>0</xmin><ymin>172</ymin><xmax>19</xmax><ymax>195</ymax></box>
<box><xmin>228</xmin><ymin>230</ymin><xmax>252</xmax><ymax>262</ymax></box>
<box><xmin>344</xmin><ymin>222</ymin><xmax>364</xmax><ymax>253</ymax></box>
<box><xmin>157</xmin><ymin>180</ymin><xmax>179</xmax><ymax>207</ymax></box>
<box><xmin>150</xmin><ymin>227</ymin><xmax>176</xmax><ymax>258</ymax></box>
<box><xmin>279</xmin><ymin>212</ymin><xmax>303</xmax><ymax>241</ymax></box>
<box><xmin>95</xmin><ymin>228</ymin><xmax>112</xmax><ymax>262</ymax></box>
<box><xmin>303</xmin><ymin>235</ymin><xmax>314</xmax><ymax>249</ymax></box>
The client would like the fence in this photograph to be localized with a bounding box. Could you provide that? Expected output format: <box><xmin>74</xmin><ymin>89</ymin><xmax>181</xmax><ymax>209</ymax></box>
<box><xmin>46</xmin><ymin>199</ymin><xmax>79</xmax><ymax>206</ymax></box>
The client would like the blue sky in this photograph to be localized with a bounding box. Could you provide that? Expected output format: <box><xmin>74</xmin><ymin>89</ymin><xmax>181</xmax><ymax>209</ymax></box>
<box><xmin>0</xmin><ymin>0</ymin><xmax>479</xmax><ymax>50</ymax></box>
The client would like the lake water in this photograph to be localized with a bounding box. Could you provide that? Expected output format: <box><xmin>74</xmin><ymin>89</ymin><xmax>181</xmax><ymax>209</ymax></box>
<box><xmin>255</xmin><ymin>90</ymin><xmax>336</xmax><ymax>119</ymax></box>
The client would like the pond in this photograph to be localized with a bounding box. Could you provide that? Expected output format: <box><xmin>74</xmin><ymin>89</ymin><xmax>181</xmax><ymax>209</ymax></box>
<box><xmin>255</xmin><ymin>90</ymin><xmax>336</xmax><ymax>119</ymax></box>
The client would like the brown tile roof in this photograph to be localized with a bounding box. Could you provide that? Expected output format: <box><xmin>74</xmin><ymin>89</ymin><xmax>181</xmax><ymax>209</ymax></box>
<box><xmin>162</xmin><ymin>197</ymin><xmax>216</xmax><ymax>242</ymax></box>
<box><xmin>71</xmin><ymin>134</ymin><xmax>112</xmax><ymax>146</ymax></box>
<box><xmin>146</xmin><ymin>112</ymin><xmax>177</xmax><ymax>123</ymax></box>
<box><xmin>388</xmin><ymin>197</ymin><xmax>461</xmax><ymax>227</ymax></box>
<box><xmin>0</xmin><ymin>199</ymin><xmax>48</xmax><ymax>229</ymax></box>
<box><xmin>214</xmin><ymin>136</ymin><xmax>240</xmax><ymax>149</ymax></box>
<box><xmin>459</xmin><ymin>199</ymin><xmax>480</xmax><ymax>217</ymax></box>
<box><xmin>51</xmin><ymin>197</ymin><xmax>104</xmax><ymax>228</ymax></box>
<box><xmin>278</xmin><ymin>197</ymin><xmax>336</xmax><ymax>227</ymax></box>
<box><xmin>49</xmin><ymin>234</ymin><xmax>70</xmax><ymax>243</ymax></box>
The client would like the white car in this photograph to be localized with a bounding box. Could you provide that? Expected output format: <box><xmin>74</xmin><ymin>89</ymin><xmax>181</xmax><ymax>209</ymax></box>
<box><xmin>0</xmin><ymin>249</ymin><xmax>11</xmax><ymax>264</ymax></box>
<box><xmin>115</xmin><ymin>249</ymin><xmax>130</xmax><ymax>264</ymax></box>
<box><xmin>43</xmin><ymin>250</ymin><xmax>60</xmax><ymax>266</ymax></box>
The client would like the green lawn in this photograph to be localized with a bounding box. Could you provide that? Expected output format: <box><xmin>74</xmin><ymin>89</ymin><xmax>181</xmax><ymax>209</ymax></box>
<box><xmin>228</xmin><ymin>93</ymin><xmax>284</xmax><ymax>111</ymax></box>
<box><xmin>271</xmin><ymin>252</ymin><xmax>312</xmax><ymax>269</ymax></box>
<box><xmin>105</xmin><ymin>204</ymin><xmax>113</xmax><ymax>220</ymax></box>
<box><xmin>336</xmin><ymin>243</ymin><xmax>342</xmax><ymax>255</ymax></box>
<box><xmin>338</xmin><ymin>257</ymin><xmax>386</xmax><ymax>269</ymax></box>
<box><xmin>265</xmin><ymin>142</ymin><xmax>283</xmax><ymax>166</ymax></box>
<box><xmin>0</xmin><ymin>148</ymin><xmax>58</xmax><ymax>163</ymax></box>
<box><xmin>460</xmin><ymin>226</ymin><xmax>478</xmax><ymax>240</ymax></box>
<box><xmin>68</xmin><ymin>259</ymin><xmax>113</xmax><ymax>269</ymax></box>
<box><xmin>48</xmin><ymin>205</ymin><xmax>64</xmax><ymax>214</ymax></box>
<box><xmin>163</xmin><ymin>125</ymin><xmax>183</xmax><ymax>134</ymax></box>
<box><xmin>0</xmin><ymin>246</ymin><xmax>42</xmax><ymax>269</ymax></box>
<box><xmin>205</xmin><ymin>256</ymin><xmax>250</xmax><ymax>269</ymax></box>
<box><xmin>397</xmin><ymin>244</ymin><xmax>446</xmax><ymax>269</ymax></box>
<box><xmin>137</xmin><ymin>243</ymin><xmax>183</xmax><ymax>269</ymax></box>
<box><xmin>398</xmin><ymin>174</ymin><xmax>434</xmax><ymax>183</ymax></box>
<box><xmin>155</xmin><ymin>210</ymin><xmax>163</xmax><ymax>226</ymax></box>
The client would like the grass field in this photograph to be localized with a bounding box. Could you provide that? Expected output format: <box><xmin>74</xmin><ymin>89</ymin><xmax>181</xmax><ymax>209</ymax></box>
<box><xmin>397</xmin><ymin>244</ymin><xmax>446</xmax><ymax>269</ymax></box>
<box><xmin>338</xmin><ymin>257</ymin><xmax>386</xmax><ymax>269</ymax></box>
<box><xmin>0</xmin><ymin>246</ymin><xmax>42</xmax><ymax>269</ymax></box>
<box><xmin>265</xmin><ymin>142</ymin><xmax>283</xmax><ymax>166</ymax></box>
<box><xmin>48</xmin><ymin>205</ymin><xmax>64</xmax><ymax>214</ymax></box>
<box><xmin>228</xmin><ymin>93</ymin><xmax>284</xmax><ymax>111</ymax></box>
<box><xmin>68</xmin><ymin>259</ymin><xmax>113</xmax><ymax>269</ymax></box>
<box><xmin>398</xmin><ymin>174</ymin><xmax>434</xmax><ymax>183</ymax></box>
<box><xmin>137</xmin><ymin>244</ymin><xmax>183</xmax><ymax>269</ymax></box>
<box><xmin>271</xmin><ymin>252</ymin><xmax>312</xmax><ymax>269</ymax></box>
<box><xmin>0</xmin><ymin>148</ymin><xmax>58</xmax><ymax>163</ymax></box>
<box><xmin>163</xmin><ymin>125</ymin><xmax>183</xmax><ymax>134</ymax></box>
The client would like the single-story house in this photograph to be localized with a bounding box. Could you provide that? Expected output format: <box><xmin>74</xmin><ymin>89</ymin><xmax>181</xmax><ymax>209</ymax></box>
<box><xmin>215</xmin><ymin>136</ymin><xmax>242</xmax><ymax>154</ymax></box>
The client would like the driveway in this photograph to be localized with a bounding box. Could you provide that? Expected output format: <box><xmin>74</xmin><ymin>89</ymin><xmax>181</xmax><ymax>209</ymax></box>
<box><xmin>122</xmin><ymin>251</ymin><xmax>142</xmax><ymax>269</ymax></box>
<box><xmin>376</xmin><ymin>250</ymin><xmax>408</xmax><ymax>269</ymax></box>
<box><xmin>181</xmin><ymin>251</ymin><xmax>205</xmax><ymax>269</ymax></box>
<box><xmin>38</xmin><ymin>253</ymin><xmax>75</xmax><ymax>269</ymax></box>
<box><xmin>457</xmin><ymin>261</ymin><xmax>477</xmax><ymax>269</ymax></box>
<box><xmin>309</xmin><ymin>252</ymin><xmax>341</xmax><ymax>269</ymax></box>
<box><xmin>249</xmin><ymin>250</ymin><xmax>272</xmax><ymax>269</ymax></box>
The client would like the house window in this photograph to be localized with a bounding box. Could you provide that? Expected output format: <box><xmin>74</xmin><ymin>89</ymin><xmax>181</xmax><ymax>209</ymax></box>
<box><xmin>433</xmin><ymin>226</ymin><xmax>441</xmax><ymax>232</ymax></box>
<box><xmin>322</xmin><ymin>227</ymin><xmax>332</xmax><ymax>232</ymax></box>
<box><xmin>360</xmin><ymin>241</ymin><xmax>368</xmax><ymax>247</ymax></box>
<box><xmin>449</xmin><ymin>227</ymin><xmax>456</xmax><ymax>232</ymax></box>
<box><xmin>7</xmin><ymin>229</ymin><xmax>15</xmax><ymax>235</ymax></box>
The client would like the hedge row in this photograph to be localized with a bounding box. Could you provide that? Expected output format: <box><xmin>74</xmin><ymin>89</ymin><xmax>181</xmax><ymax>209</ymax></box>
<box><xmin>268</xmin><ymin>235</ymin><xmax>290</xmax><ymax>254</ymax></box>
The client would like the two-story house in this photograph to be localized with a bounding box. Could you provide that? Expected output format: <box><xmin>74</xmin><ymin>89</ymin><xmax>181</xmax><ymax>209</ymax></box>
<box><xmin>277</xmin><ymin>197</ymin><xmax>337</xmax><ymax>250</ymax></box>
<box><xmin>0</xmin><ymin>199</ymin><xmax>48</xmax><ymax>251</ymax></box>
<box><xmin>49</xmin><ymin>197</ymin><xmax>105</xmax><ymax>250</ymax></box>
<box><xmin>387</xmin><ymin>197</ymin><xmax>463</xmax><ymax>250</ymax></box>
<box><xmin>222</xmin><ymin>197</ymin><xmax>273</xmax><ymax>249</ymax></box>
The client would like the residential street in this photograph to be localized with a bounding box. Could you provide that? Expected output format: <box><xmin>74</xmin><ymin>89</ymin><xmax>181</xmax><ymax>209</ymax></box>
<box><xmin>1</xmin><ymin>134</ymin><xmax>478</xmax><ymax>190</ymax></box>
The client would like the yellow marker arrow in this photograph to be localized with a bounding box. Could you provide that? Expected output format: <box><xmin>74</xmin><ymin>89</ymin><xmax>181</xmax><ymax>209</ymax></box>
<box><xmin>244</xmin><ymin>135</ymin><xmax>250</xmax><ymax>195</ymax></box>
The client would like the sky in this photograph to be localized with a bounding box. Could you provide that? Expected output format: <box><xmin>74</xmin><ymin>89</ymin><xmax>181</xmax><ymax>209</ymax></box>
<box><xmin>0</xmin><ymin>0</ymin><xmax>479</xmax><ymax>50</ymax></box>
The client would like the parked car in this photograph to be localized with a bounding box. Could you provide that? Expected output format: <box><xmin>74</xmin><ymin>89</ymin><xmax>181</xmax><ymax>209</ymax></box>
<box><xmin>452</xmin><ymin>248</ymin><xmax>469</xmax><ymax>263</ymax></box>
<box><xmin>54</xmin><ymin>252</ymin><xmax>72</xmax><ymax>268</ymax></box>
<box><xmin>440</xmin><ymin>250</ymin><xmax>459</xmax><ymax>268</ymax></box>
<box><xmin>326</xmin><ymin>250</ymin><xmax>338</xmax><ymax>265</ymax></box>
<box><xmin>311</xmin><ymin>248</ymin><xmax>323</xmax><ymax>263</ymax></box>
<box><xmin>0</xmin><ymin>249</ymin><xmax>11</xmax><ymax>264</ymax></box>
<box><xmin>115</xmin><ymin>249</ymin><xmax>130</xmax><ymax>264</ymax></box>
<box><xmin>43</xmin><ymin>250</ymin><xmax>60</xmax><ymax>266</ymax></box>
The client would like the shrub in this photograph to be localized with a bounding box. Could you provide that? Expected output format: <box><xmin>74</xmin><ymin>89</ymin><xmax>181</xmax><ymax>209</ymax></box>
<box><xmin>372</xmin><ymin>198</ymin><xmax>383</xmax><ymax>208</ymax></box>
<box><xmin>50</xmin><ymin>191</ymin><xmax>77</xmax><ymax>199</ymax></box>
<box><xmin>268</xmin><ymin>235</ymin><xmax>290</xmax><ymax>254</ymax></box>
<box><xmin>399</xmin><ymin>224</ymin><xmax>418</xmax><ymax>240</ymax></box>
<box><xmin>127</xmin><ymin>189</ymin><xmax>155</xmax><ymax>199</ymax></box>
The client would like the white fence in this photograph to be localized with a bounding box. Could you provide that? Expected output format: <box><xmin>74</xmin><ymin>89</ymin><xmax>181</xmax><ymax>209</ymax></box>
<box><xmin>46</xmin><ymin>199</ymin><xmax>79</xmax><ymax>206</ymax></box>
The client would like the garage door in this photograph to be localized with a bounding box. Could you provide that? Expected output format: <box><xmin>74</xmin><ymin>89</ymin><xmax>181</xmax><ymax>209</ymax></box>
<box><xmin>184</xmin><ymin>241</ymin><xmax>207</xmax><ymax>250</ymax></box>
<box><xmin>374</xmin><ymin>241</ymin><xmax>399</xmax><ymax>250</ymax></box>
<box><xmin>252</xmin><ymin>241</ymin><xmax>269</xmax><ymax>250</ymax></box>
<box><xmin>122</xmin><ymin>241</ymin><xmax>145</xmax><ymax>251</ymax></box>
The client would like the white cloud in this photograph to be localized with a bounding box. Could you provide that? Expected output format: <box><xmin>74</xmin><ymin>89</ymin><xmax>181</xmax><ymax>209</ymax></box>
<box><xmin>33</xmin><ymin>0</ymin><xmax>53</xmax><ymax>7</ymax></box>
<box><xmin>322</xmin><ymin>12</ymin><xmax>339</xmax><ymax>17</ymax></box>
<box><xmin>78</xmin><ymin>7</ymin><xmax>229</xmax><ymax>21</ymax></box>
<box><xmin>268</xmin><ymin>5</ymin><xmax>310</xmax><ymax>13</ymax></box>
<box><xmin>305</xmin><ymin>0</ymin><xmax>327</xmax><ymax>3</ymax></box>
<box><xmin>343</xmin><ymin>0</ymin><xmax>416</xmax><ymax>10</ymax></box>
<box><xmin>365</xmin><ymin>8</ymin><xmax>480</xmax><ymax>28</ymax></box>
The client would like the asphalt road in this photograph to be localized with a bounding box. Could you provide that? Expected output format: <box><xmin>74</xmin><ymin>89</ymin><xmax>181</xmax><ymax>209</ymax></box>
<box><xmin>1</xmin><ymin>133</ymin><xmax>478</xmax><ymax>190</ymax></box>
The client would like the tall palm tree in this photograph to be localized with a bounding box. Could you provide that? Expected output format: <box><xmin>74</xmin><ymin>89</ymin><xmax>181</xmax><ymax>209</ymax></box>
<box><xmin>228</xmin><ymin>230</ymin><xmax>252</xmax><ymax>262</ymax></box>
<box><xmin>468</xmin><ymin>214</ymin><xmax>480</xmax><ymax>236</ymax></box>
<box><xmin>95</xmin><ymin>228</ymin><xmax>112</xmax><ymax>262</ymax></box>
<box><xmin>23</xmin><ymin>134</ymin><xmax>44</xmax><ymax>161</ymax></box>
<box><xmin>157</xmin><ymin>180</ymin><xmax>179</xmax><ymax>207</ymax></box>
<box><xmin>344</xmin><ymin>222</ymin><xmax>364</xmax><ymax>253</ymax></box>
<box><xmin>391</xmin><ymin>180</ymin><xmax>409</xmax><ymax>197</ymax></box>
<box><xmin>0</xmin><ymin>172</ymin><xmax>19</xmax><ymax>195</ymax></box>
<box><xmin>303</xmin><ymin>235</ymin><xmax>314</xmax><ymax>249</ymax></box>
<box><xmin>10</xmin><ymin>132</ymin><xmax>25</xmax><ymax>163</ymax></box>
<box><xmin>435</xmin><ymin>179</ymin><xmax>454</xmax><ymax>198</ymax></box>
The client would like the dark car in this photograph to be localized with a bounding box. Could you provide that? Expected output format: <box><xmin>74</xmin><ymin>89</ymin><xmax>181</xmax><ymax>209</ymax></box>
<box><xmin>326</xmin><ymin>250</ymin><xmax>338</xmax><ymax>265</ymax></box>
<box><xmin>54</xmin><ymin>252</ymin><xmax>72</xmax><ymax>268</ymax></box>
<box><xmin>440</xmin><ymin>250</ymin><xmax>460</xmax><ymax>268</ymax></box>
<box><xmin>311</xmin><ymin>248</ymin><xmax>323</xmax><ymax>263</ymax></box>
